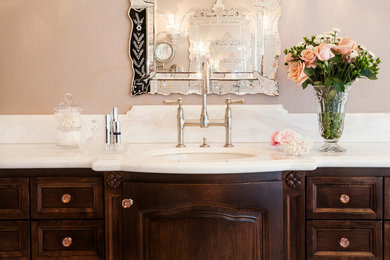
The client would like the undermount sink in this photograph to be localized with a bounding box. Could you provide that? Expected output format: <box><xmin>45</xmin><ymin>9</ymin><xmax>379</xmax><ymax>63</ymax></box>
<box><xmin>146</xmin><ymin>148</ymin><xmax>259</xmax><ymax>162</ymax></box>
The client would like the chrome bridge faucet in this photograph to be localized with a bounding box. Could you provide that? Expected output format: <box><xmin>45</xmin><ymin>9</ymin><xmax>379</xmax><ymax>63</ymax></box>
<box><xmin>164</xmin><ymin>60</ymin><xmax>245</xmax><ymax>148</ymax></box>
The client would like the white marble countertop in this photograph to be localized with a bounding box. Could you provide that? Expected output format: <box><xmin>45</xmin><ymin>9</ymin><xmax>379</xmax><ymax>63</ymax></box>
<box><xmin>0</xmin><ymin>142</ymin><xmax>389</xmax><ymax>174</ymax></box>
<box><xmin>1</xmin><ymin>105</ymin><xmax>389</xmax><ymax>174</ymax></box>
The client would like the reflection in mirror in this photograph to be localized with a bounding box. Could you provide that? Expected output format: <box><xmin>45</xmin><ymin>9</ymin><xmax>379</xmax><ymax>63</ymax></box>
<box><xmin>129</xmin><ymin>0</ymin><xmax>281</xmax><ymax>96</ymax></box>
<box><xmin>155</xmin><ymin>42</ymin><xmax>175</xmax><ymax>70</ymax></box>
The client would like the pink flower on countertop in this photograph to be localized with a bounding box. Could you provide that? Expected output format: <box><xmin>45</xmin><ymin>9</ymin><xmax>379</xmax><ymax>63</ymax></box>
<box><xmin>270</xmin><ymin>131</ymin><xmax>280</xmax><ymax>146</ymax></box>
<box><xmin>301</xmin><ymin>49</ymin><xmax>317</xmax><ymax>68</ymax></box>
<box><xmin>287</xmin><ymin>61</ymin><xmax>308</xmax><ymax>86</ymax></box>
<box><xmin>332</xmin><ymin>37</ymin><xmax>358</xmax><ymax>55</ymax></box>
<box><xmin>314</xmin><ymin>43</ymin><xmax>335</xmax><ymax>61</ymax></box>
<box><xmin>270</xmin><ymin>129</ymin><xmax>298</xmax><ymax>146</ymax></box>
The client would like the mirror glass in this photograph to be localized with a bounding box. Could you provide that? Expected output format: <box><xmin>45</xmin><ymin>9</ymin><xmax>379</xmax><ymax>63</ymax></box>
<box><xmin>129</xmin><ymin>0</ymin><xmax>281</xmax><ymax>96</ymax></box>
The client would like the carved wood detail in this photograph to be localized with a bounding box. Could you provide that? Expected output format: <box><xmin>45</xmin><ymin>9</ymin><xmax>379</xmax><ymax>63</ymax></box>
<box><xmin>285</xmin><ymin>172</ymin><xmax>302</xmax><ymax>189</ymax></box>
<box><xmin>106</xmin><ymin>173</ymin><xmax>123</xmax><ymax>189</ymax></box>
<box><xmin>104</xmin><ymin>172</ymin><xmax>123</xmax><ymax>260</ymax></box>
<box><xmin>284</xmin><ymin>171</ymin><xmax>305</xmax><ymax>260</ymax></box>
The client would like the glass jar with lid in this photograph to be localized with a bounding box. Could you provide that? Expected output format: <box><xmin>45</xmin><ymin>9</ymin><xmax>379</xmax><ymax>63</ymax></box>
<box><xmin>54</xmin><ymin>93</ymin><xmax>82</xmax><ymax>147</ymax></box>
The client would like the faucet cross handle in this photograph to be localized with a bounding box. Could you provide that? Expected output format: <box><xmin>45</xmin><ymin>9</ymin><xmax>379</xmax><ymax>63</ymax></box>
<box><xmin>200</xmin><ymin>137</ymin><xmax>210</xmax><ymax>148</ymax></box>
<box><xmin>225</xmin><ymin>98</ymin><xmax>245</xmax><ymax>105</ymax></box>
<box><xmin>164</xmin><ymin>98</ymin><xmax>183</xmax><ymax>105</ymax></box>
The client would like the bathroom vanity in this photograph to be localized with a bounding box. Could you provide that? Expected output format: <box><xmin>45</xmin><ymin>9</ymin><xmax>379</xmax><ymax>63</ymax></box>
<box><xmin>1</xmin><ymin>167</ymin><xmax>390</xmax><ymax>260</ymax></box>
<box><xmin>0</xmin><ymin>106</ymin><xmax>390</xmax><ymax>259</ymax></box>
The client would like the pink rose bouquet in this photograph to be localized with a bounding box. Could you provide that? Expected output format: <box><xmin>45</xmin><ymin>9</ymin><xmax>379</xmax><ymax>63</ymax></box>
<box><xmin>284</xmin><ymin>28</ymin><xmax>381</xmax><ymax>91</ymax></box>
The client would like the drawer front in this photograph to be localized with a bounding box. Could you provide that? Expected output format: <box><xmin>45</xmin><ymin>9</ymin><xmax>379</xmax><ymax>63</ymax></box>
<box><xmin>32</xmin><ymin>220</ymin><xmax>104</xmax><ymax>260</ymax></box>
<box><xmin>385</xmin><ymin>222</ymin><xmax>390</xmax><ymax>260</ymax></box>
<box><xmin>31</xmin><ymin>177</ymin><xmax>103</xmax><ymax>219</ymax></box>
<box><xmin>383</xmin><ymin>178</ymin><xmax>390</xmax><ymax>219</ymax></box>
<box><xmin>0</xmin><ymin>178</ymin><xmax>29</xmax><ymax>219</ymax></box>
<box><xmin>0</xmin><ymin>221</ymin><xmax>30</xmax><ymax>260</ymax></box>
<box><xmin>307</xmin><ymin>177</ymin><xmax>382</xmax><ymax>219</ymax></box>
<box><xmin>307</xmin><ymin>220</ymin><xmax>382</xmax><ymax>260</ymax></box>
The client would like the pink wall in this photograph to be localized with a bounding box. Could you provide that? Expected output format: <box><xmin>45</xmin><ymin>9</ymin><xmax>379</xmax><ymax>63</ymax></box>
<box><xmin>0</xmin><ymin>0</ymin><xmax>389</xmax><ymax>114</ymax></box>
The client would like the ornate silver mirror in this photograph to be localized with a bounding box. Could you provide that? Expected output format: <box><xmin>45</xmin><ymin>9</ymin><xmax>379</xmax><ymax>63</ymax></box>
<box><xmin>129</xmin><ymin>0</ymin><xmax>281</xmax><ymax>96</ymax></box>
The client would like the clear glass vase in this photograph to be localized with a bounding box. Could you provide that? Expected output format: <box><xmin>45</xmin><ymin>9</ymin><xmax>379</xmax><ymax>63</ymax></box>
<box><xmin>313</xmin><ymin>85</ymin><xmax>350</xmax><ymax>152</ymax></box>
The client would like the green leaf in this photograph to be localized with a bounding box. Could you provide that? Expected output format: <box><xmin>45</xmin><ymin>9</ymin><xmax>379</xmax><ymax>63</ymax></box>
<box><xmin>315</xmin><ymin>62</ymin><xmax>324</xmax><ymax>69</ymax></box>
<box><xmin>333</xmin><ymin>78</ymin><xmax>345</xmax><ymax>92</ymax></box>
<box><xmin>324</xmin><ymin>78</ymin><xmax>332</xmax><ymax>88</ymax></box>
<box><xmin>361</xmin><ymin>68</ymin><xmax>377</xmax><ymax>80</ymax></box>
<box><xmin>324</xmin><ymin>61</ymin><xmax>329</xmax><ymax>67</ymax></box>
<box><xmin>304</xmin><ymin>68</ymin><xmax>314</xmax><ymax>77</ymax></box>
<box><xmin>313</xmin><ymin>81</ymin><xmax>323</xmax><ymax>85</ymax></box>
<box><xmin>302</xmin><ymin>80</ymin><xmax>309</xmax><ymax>89</ymax></box>
<box><xmin>330</xmin><ymin>55</ymin><xmax>343</xmax><ymax>63</ymax></box>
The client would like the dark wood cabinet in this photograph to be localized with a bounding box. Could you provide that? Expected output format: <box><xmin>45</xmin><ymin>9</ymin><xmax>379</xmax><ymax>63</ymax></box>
<box><xmin>4</xmin><ymin>168</ymin><xmax>390</xmax><ymax>260</ymax></box>
<box><xmin>120</xmin><ymin>173</ymin><xmax>283</xmax><ymax>260</ymax></box>
<box><xmin>284</xmin><ymin>168</ymin><xmax>390</xmax><ymax>260</ymax></box>
<box><xmin>0</xmin><ymin>170</ymin><xmax>105</xmax><ymax>260</ymax></box>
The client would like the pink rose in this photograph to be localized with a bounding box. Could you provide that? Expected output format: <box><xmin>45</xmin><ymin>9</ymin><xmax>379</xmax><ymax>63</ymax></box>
<box><xmin>270</xmin><ymin>129</ymin><xmax>297</xmax><ymax>146</ymax></box>
<box><xmin>284</xmin><ymin>53</ymin><xmax>294</xmax><ymax>63</ymax></box>
<box><xmin>287</xmin><ymin>60</ymin><xmax>308</xmax><ymax>86</ymax></box>
<box><xmin>270</xmin><ymin>131</ymin><xmax>280</xmax><ymax>146</ymax></box>
<box><xmin>314</xmin><ymin>43</ymin><xmax>335</xmax><ymax>61</ymax></box>
<box><xmin>301</xmin><ymin>49</ymin><xmax>317</xmax><ymax>68</ymax></box>
<box><xmin>332</xmin><ymin>37</ymin><xmax>358</xmax><ymax>55</ymax></box>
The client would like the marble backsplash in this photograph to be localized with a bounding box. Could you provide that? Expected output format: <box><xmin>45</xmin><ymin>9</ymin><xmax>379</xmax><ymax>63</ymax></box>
<box><xmin>0</xmin><ymin>105</ymin><xmax>389</xmax><ymax>144</ymax></box>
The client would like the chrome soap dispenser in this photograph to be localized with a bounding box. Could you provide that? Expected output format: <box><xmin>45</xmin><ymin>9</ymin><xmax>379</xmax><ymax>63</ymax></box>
<box><xmin>105</xmin><ymin>107</ymin><xmax>122</xmax><ymax>151</ymax></box>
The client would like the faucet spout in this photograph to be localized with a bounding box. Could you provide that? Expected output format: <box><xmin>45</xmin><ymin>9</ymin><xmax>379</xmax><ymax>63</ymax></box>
<box><xmin>201</xmin><ymin>60</ymin><xmax>211</xmax><ymax>128</ymax></box>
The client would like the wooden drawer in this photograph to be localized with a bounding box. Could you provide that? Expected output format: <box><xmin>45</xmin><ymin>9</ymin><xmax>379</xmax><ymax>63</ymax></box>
<box><xmin>0</xmin><ymin>178</ymin><xmax>29</xmax><ymax>219</ymax></box>
<box><xmin>32</xmin><ymin>220</ymin><xmax>104</xmax><ymax>260</ymax></box>
<box><xmin>383</xmin><ymin>178</ymin><xmax>390</xmax><ymax>219</ymax></box>
<box><xmin>0</xmin><ymin>221</ymin><xmax>30</xmax><ymax>260</ymax></box>
<box><xmin>307</xmin><ymin>177</ymin><xmax>382</xmax><ymax>219</ymax></box>
<box><xmin>307</xmin><ymin>220</ymin><xmax>382</xmax><ymax>260</ymax></box>
<box><xmin>31</xmin><ymin>177</ymin><xmax>103</xmax><ymax>219</ymax></box>
<box><xmin>384</xmin><ymin>222</ymin><xmax>390</xmax><ymax>260</ymax></box>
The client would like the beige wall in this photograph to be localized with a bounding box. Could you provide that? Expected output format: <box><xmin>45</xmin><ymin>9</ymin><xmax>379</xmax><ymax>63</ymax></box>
<box><xmin>0</xmin><ymin>0</ymin><xmax>389</xmax><ymax>114</ymax></box>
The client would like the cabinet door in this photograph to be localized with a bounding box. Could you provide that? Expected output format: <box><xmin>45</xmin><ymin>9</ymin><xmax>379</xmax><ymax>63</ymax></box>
<box><xmin>122</xmin><ymin>181</ymin><xmax>282</xmax><ymax>260</ymax></box>
<box><xmin>0</xmin><ymin>178</ymin><xmax>29</xmax><ymax>219</ymax></box>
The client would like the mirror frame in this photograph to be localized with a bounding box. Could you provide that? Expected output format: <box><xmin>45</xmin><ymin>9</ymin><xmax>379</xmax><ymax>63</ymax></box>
<box><xmin>128</xmin><ymin>0</ymin><xmax>281</xmax><ymax>96</ymax></box>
